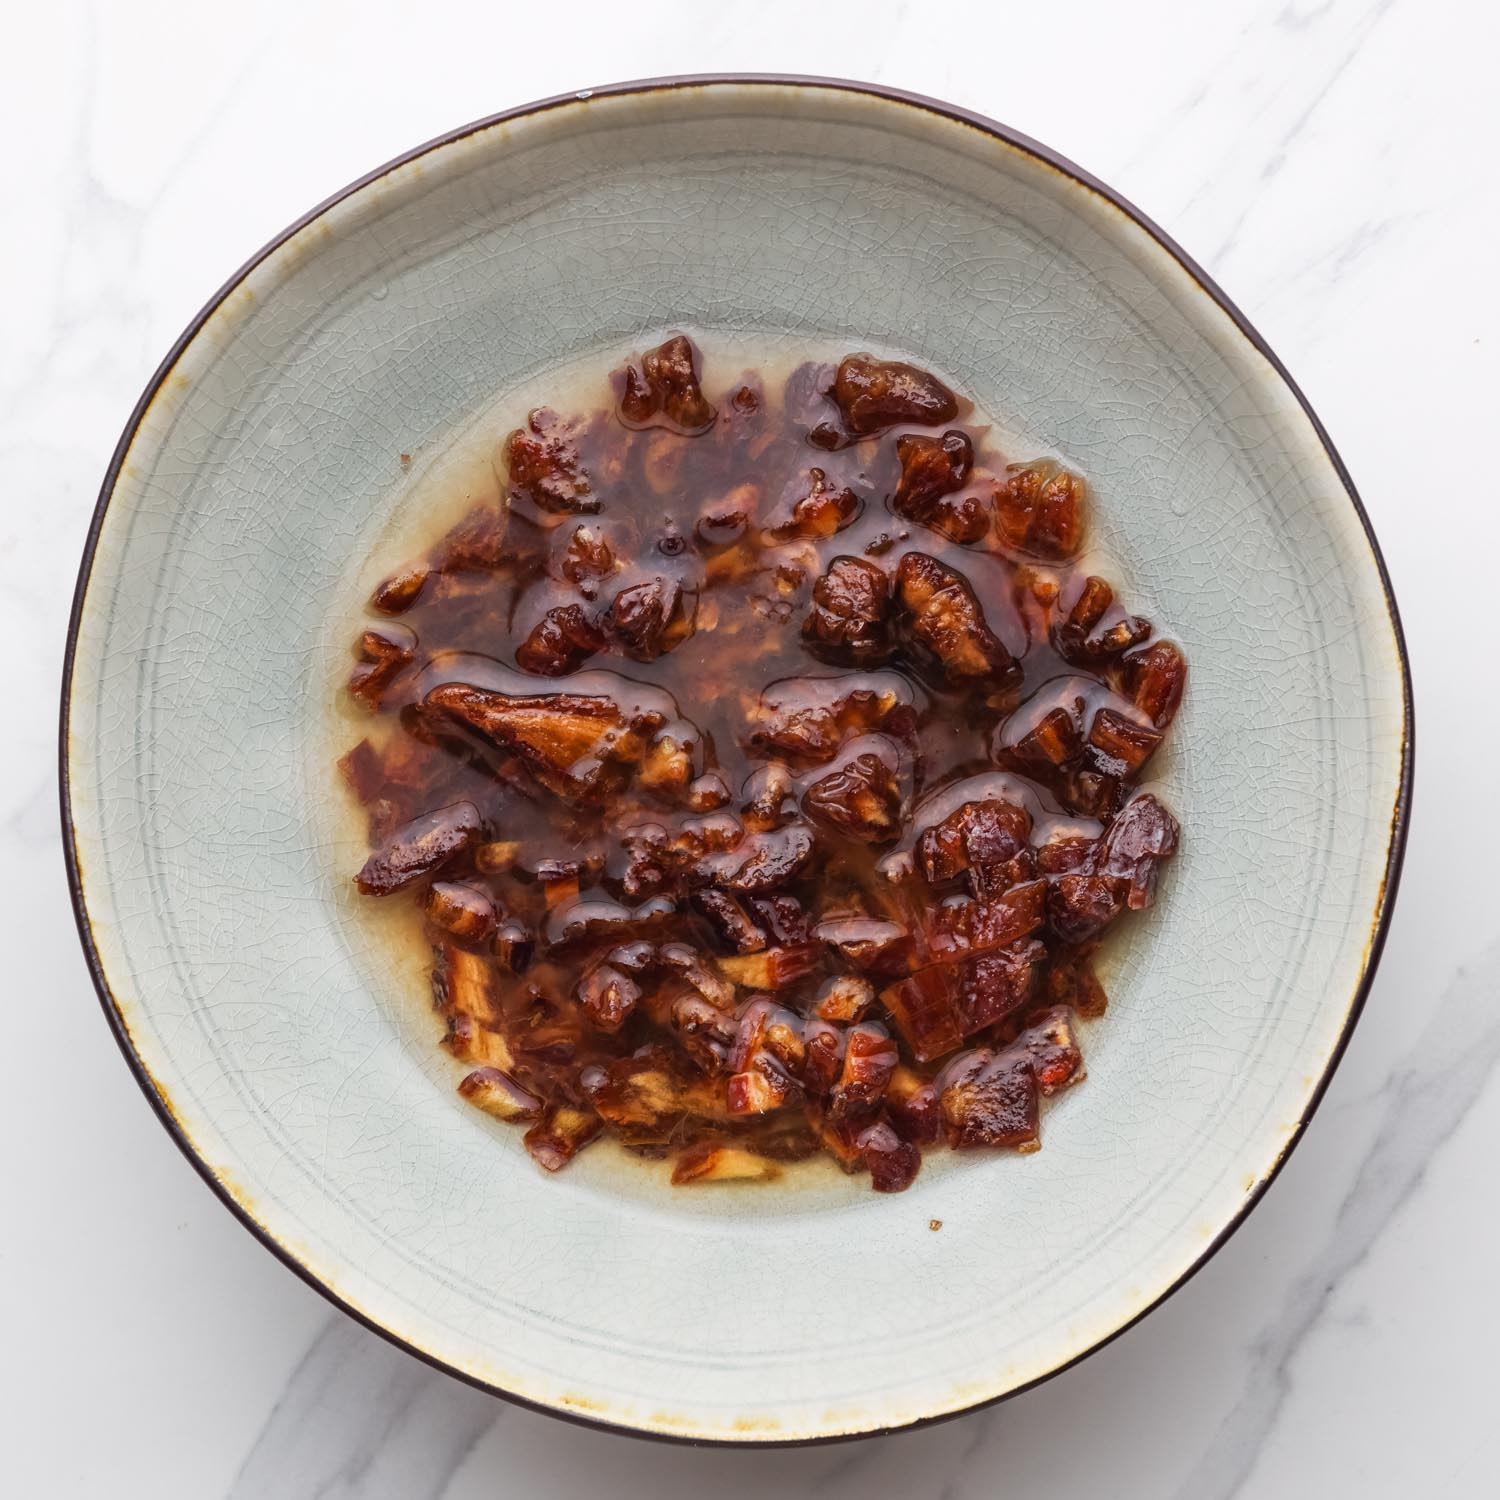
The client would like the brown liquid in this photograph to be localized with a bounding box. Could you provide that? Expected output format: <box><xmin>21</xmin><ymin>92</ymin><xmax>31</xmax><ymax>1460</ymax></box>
<box><xmin>337</xmin><ymin>337</ymin><xmax>1186</xmax><ymax>1192</ymax></box>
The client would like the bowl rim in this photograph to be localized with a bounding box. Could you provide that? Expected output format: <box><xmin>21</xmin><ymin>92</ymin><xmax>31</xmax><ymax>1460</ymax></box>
<box><xmin>58</xmin><ymin>72</ymin><xmax>1414</xmax><ymax>1446</ymax></box>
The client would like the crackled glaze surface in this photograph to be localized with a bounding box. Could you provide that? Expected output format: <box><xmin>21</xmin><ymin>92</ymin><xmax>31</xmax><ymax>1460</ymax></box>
<box><xmin>64</xmin><ymin>81</ymin><xmax>1405</xmax><ymax>1441</ymax></box>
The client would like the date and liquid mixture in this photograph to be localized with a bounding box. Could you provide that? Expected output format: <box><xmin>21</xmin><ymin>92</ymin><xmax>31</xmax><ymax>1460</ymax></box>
<box><xmin>337</xmin><ymin>336</ymin><xmax>1185</xmax><ymax>1192</ymax></box>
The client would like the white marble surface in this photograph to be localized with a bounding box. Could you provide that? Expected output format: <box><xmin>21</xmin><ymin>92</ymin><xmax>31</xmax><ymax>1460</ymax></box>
<box><xmin>4</xmin><ymin>0</ymin><xmax>1492</xmax><ymax>1493</ymax></box>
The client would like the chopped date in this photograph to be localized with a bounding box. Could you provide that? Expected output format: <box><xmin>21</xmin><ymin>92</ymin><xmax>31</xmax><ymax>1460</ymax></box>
<box><xmin>423</xmin><ymin>880</ymin><xmax>496</xmax><ymax>944</ymax></box>
<box><xmin>896</xmin><ymin>552</ymin><xmax>1020</xmax><ymax>687</ymax></box>
<box><xmin>1097</xmin><ymin>793</ymin><xmax>1181</xmax><ymax>909</ymax></box>
<box><xmin>1087</xmin><ymin>707</ymin><xmax>1163</xmax><ymax>778</ymax></box>
<box><xmin>880</xmin><ymin>965</ymin><xmax>965</xmax><ymax>1062</ymax></box>
<box><xmin>581</xmin><ymin>1048</ymin><xmax>721</xmax><ymax>1143</ymax></box>
<box><xmin>604</xmin><ymin>576</ymin><xmax>695</xmax><ymax>660</ymax></box>
<box><xmin>814</xmin><ymin>973</ymin><xmax>875</xmax><ymax>1023</ymax></box>
<box><xmin>748</xmin><ymin>894</ymin><xmax>814</xmax><ymax>947</ymax></box>
<box><xmin>1055</xmin><ymin>575</ymin><xmax>1151</xmax><ymax>664</ymax></box>
<box><xmin>340</xmin><ymin>336</ymin><xmax>1186</xmax><ymax>1191</ymax></box>
<box><xmin>371</xmin><ymin>563</ymin><xmax>429</xmax><ymax>615</ymax></box>
<box><xmin>1123</xmin><ymin>640</ymin><xmax>1188</xmax><ymax>730</ymax></box>
<box><xmin>892</xmin><ymin>431</ymin><xmax>988</xmax><ymax>544</ymax></box>
<box><xmin>764</xmin><ymin>467</ymin><xmax>862</xmax><ymax>542</ymax></box>
<box><xmin>524</xmin><ymin>1105</ymin><xmax>603</xmax><ymax>1171</ymax></box>
<box><xmin>926</xmin><ymin>880</ymin><xmax>1048</xmax><ymax>959</ymax></box>
<box><xmin>355</xmin><ymin>801</ymin><xmax>480</xmax><ymax>896</ymax></box>
<box><xmin>801</xmin><ymin>744</ymin><xmax>904</xmax><ymax>844</ymax></box>
<box><xmin>671</xmin><ymin>1143</ymin><xmax>781</xmax><ymax>1185</ymax></box>
<box><xmin>504</xmin><ymin>411</ymin><xmax>598</xmax><ymax>515</ymax></box>
<box><xmin>814</xmin><ymin>916</ymin><xmax>914</xmax><ymax>977</ymax></box>
<box><xmin>829</xmin><ymin>353</ymin><xmax>959</xmax><ymax>437</ymax></box>
<box><xmin>617</xmin><ymin>334</ymin><xmax>716</xmax><ymax>433</ymax></box>
<box><xmin>717</xmin><ymin>944</ymin><xmax>821</xmax><ymax>990</ymax></box>
<box><xmin>576</xmin><ymin>961</ymin><xmax>641</xmax><ymax>1032</ymax></box>
<box><xmin>917</xmin><ymin>796</ymin><xmax>1033</xmax><ymax>897</ymax></box>
<box><xmin>459</xmin><ymin>1067</ymin><xmax>544</xmax><ymax>1122</ymax></box>
<box><xmin>707</xmin><ymin>824</ymin><xmax>816</xmax><ymax>893</ymax></box>
<box><xmin>939</xmin><ymin>1049</ymin><xmax>1040</xmax><ymax>1150</ymax></box>
<box><xmin>749</xmin><ymin>673</ymin><xmax>914</xmax><ymax>764</ymax></box>
<box><xmin>561</xmin><ymin>523</ymin><xmax>617</xmax><ymax>591</ymax></box>
<box><xmin>857</xmin><ymin>1119</ymin><xmax>921</xmax><ymax>1193</ymax></box>
<box><xmin>348</xmin><ymin>624</ymin><xmax>417</xmax><ymax>711</ymax></box>
<box><xmin>886</xmin><ymin>1066</ymin><xmax>941</xmax><ymax>1144</ymax></box>
<box><xmin>962</xmin><ymin>939</ymin><xmax>1045</xmax><ymax>1030</ymax></box>
<box><xmin>421</xmin><ymin>682</ymin><xmax>652</xmax><ymax>805</ymax></box>
<box><xmin>1016</xmin><ymin>1006</ymin><xmax>1084</xmax><ymax>1092</ymax></box>
<box><xmin>802</xmin><ymin>556</ymin><xmax>892</xmax><ymax>665</ymax></box>
<box><xmin>691</xmin><ymin>888</ymin><xmax>768</xmax><ymax>953</ymax></box>
<box><xmin>992</xmin><ymin>460</ymin><xmax>1087</xmax><ymax>560</ymax></box>
<box><xmin>1047</xmin><ymin>873</ymin><xmax>1126</xmax><ymax>944</ymax></box>
<box><xmin>515</xmin><ymin>604</ymin><xmax>607</xmax><ymax>676</ymax></box>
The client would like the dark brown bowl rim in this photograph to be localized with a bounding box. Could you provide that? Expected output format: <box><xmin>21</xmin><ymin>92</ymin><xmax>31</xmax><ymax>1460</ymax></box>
<box><xmin>59</xmin><ymin>73</ymin><xmax>1413</xmax><ymax>1447</ymax></box>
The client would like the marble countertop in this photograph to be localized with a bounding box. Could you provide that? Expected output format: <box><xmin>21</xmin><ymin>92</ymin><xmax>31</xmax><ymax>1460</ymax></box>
<box><xmin>6</xmin><ymin>0</ymin><xmax>1491</xmax><ymax>1494</ymax></box>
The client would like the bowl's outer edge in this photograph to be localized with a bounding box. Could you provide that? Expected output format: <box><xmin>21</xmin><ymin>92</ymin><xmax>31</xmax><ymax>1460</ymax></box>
<box><xmin>58</xmin><ymin>72</ymin><xmax>1414</xmax><ymax>1447</ymax></box>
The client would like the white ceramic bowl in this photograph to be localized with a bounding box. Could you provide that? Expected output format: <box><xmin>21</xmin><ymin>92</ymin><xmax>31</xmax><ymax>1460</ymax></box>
<box><xmin>63</xmin><ymin>76</ymin><xmax>1411</xmax><ymax>1443</ymax></box>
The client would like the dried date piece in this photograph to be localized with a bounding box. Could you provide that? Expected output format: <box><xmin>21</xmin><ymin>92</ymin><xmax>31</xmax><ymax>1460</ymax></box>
<box><xmin>802</xmin><ymin>742</ymin><xmax>904</xmax><ymax>844</ymax></box>
<box><xmin>348</xmin><ymin>624</ymin><xmax>416</xmax><ymax>711</ymax></box>
<box><xmin>814</xmin><ymin>916</ymin><xmax>914</xmax><ymax>977</ymax></box>
<box><xmin>857</xmin><ymin>1119</ymin><xmax>921</xmax><ymax>1193</ymax></box>
<box><xmin>886</xmin><ymin>1066</ymin><xmax>941</xmax><ymax>1144</ymax></box>
<box><xmin>581</xmin><ymin>1048</ymin><xmax>721</xmax><ymax>1144</ymax></box>
<box><xmin>1047</xmin><ymin>874</ymin><xmax>1126</xmax><ymax>944</ymax></box>
<box><xmin>576</xmin><ymin>961</ymin><xmax>642</xmax><ymax>1032</ymax></box>
<box><xmin>560</xmin><ymin>524</ymin><xmax>617</xmax><ymax>595</ymax></box>
<box><xmin>1123</xmin><ymin>641</ymin><xmax>1188</xmax><ymax>730</ymax></box>
<box><xmin>1087</xmin><ymin>708</ymin><xmax>1163</xmax><ymax>778</ymax></box>
<box><xmin>814</xmin><ymin>974</ymin><xmax>875</xmax><ymax>1023</ymax></box>
<box><xmin>355</xmin><ymin>801</ymin><xmax>480</xmax><ymax>896</ymax></box>
<box><xmin>1016</xmin><ymin>1006</ymin><xmax>1084</xmax><ymax>1093</ymax></box>
<box><xmin>1097</xmin><ymin>793</ymin><xmax>1180</xmax><ymax>909</ymax></box>
<box><xmin>604</xmin><ymin>576</ymin><xmax>695</xmax><ymax>660</ymax></box>
<box><xmin>523</xmin><ymin>1105</ymin><xmax>602</xmax><ymax>1171</ymax></box>
<box><xmin>459</xmin><ymin>1067</ymin><xmax>544</xmax><ymax>1122</ymax></box>
<box><xmin>992</xmin><ymin>460</ymin><xmax>1086</xmax><ymax>559</ymax></box>
<box><xmin>880</xmin><ymin>966</ymin><xmax>965</xmax><ymax>1062</ymax></box>
<box><xmin>802</xmin><ymin>556</ymin><xmax>892</xmax><ymax>665</ymax></box>
<box><xmin>515</xmin><ymin>604</ymin><xmax>607</xmax><ymax>676</ymax></box>
<box><xmin>917</xmin><ymin>796</ymin><xmax>1033</xmax><ymax>898</ymax></box>
<box><xmin>371</xmin><ymin>563</ymin><xmax>428</xmax><ymax>615</ymax></box>
<box><xmin>926</xmin><ymin>879</ymin><xmax>1048</xmax><ymax>959</ymax></box>
<box><xmin>764</xmin><ymin>468</ymin><xmax>861</xmax><ymax>542</ymax></box>
<box><xmin>896</xmin><ymin>553</ymin><xmax>1020</xmax><ymax>688</ymax></box>
<box><xmin>939</xmin><ymin>1049</ymin><xmax>1040</xmax><ymax>1150</ymax></box>
<box><xmin>671</xmin><ymin>1143</ymin><xmax>781</xmax><ymax>1185</ymax></box>
<box><xmin>829</xmin><ymin>353</ymin><xmax>959</xmax><ymax>436</ymax></box>
<box><xmin>717</xmin><ymin>945</ymin><xmax>821</xmax><ymax>990</ymax></box>
<box><xmin>423</xmin><ymin>683</ymin><xmax>639</xmax><ymax>804</ymax></box>
<box><xmin>1054</xmin><ymin>576</ymin><xmax>1151</xmax><ymax>664</ymax></box>
<box><xmin>961</xmin><ymin>938</ymin><xmax>1045</xmax><ymax>1031</ymax></box>
<box><xmin>750</xmin><ymin>672</ymin><xmax>915</xmax><ymax>764</ymax></box>
<box><xmin>691</xmin><ymin>889</ymin><xmax>767</xmax><ymax>953</ymax></box>
<box><xmin>892</xmin><ymin>432</ymin><xmax>988</xmax><ymax>543</ymax></box>
<box><xmin>424</xmin><ymin>881</ymin><xmax>497</xmax><ymax>944</ymax></box>
<box><xmin>706</xmin><ymin>824</ymin><xmax>817</xmax><ymax>894</ymax></box>
<box><xmin>617</xmin><ymin>334</ymin><xmax>716</xmax><ymax>433</ymax></box>
<box><xmin>504</xmin><ymin>409</ymin><xmax>598</xmax><ymax>514</ymax></box>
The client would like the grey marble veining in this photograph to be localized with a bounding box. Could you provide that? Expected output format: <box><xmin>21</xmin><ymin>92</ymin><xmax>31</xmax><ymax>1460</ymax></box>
<box><xmin>6</xmin><ymin>0</ymin><xmax>1492</xmax><ymax>1495</ymax></box>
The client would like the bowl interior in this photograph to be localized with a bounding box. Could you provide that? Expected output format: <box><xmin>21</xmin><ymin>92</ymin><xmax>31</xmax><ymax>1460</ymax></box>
<box><xmin>66</xmin><ymin>80</ymin><xmax>1407</xmax><ymax>1441</ymax></box>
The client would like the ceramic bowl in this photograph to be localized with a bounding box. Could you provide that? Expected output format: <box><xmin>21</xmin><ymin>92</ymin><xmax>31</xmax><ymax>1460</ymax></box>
<box><xmin>62</xmin><ymin>76</ymin><xmax>1411</xmax><ymax>1443</ymax></box>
